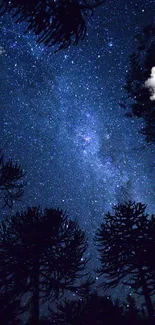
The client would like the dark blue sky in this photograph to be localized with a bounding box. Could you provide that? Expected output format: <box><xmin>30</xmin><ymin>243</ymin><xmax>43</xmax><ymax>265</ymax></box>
<box><xmin>1</xmin><ymin>0</ymin><xmax>155</xmax><ymax>302</ymax></box>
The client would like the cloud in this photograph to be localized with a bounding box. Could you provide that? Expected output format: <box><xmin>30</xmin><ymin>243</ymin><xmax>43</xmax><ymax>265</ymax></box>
<box><xmin>144</xmin><ymin>66</ymin><xmax>155</xmax><ymax>101</ymax></box>
<box><xmin>144</xmin><ymin>67</ymin><xmax>155</xmax><ymax>100</ymax></box>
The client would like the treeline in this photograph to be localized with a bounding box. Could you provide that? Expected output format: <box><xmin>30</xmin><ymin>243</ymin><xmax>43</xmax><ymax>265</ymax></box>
<box><xmin>0</xmin><ymin>152</ymin><xmax>155</xmax><ymax>324</ymax></box>
<box><xmin>39</xmin><ymin>293</ymin><xmax>153</xmax><ymax>325</ymax></box>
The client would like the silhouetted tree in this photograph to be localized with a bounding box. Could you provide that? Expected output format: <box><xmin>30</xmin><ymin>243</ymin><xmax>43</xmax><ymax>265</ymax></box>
<box><xmin>0</xmin><ymin>207</ymin><xmax>91</xmax><ymax>324</ymax></box>
<box><xmin>120</xmin><ymin>25</ymin><xmax>155</xmax><ymax>143</ymax></box>
<box><xmin>0</xmin><ymin>0</ymin><xmax>105</xmax><ymax>51</ymax></box>
<box><xmin>0</xmin><ymin>151</ymin><xmax>25</xmax><ymax>208</ymax></box>
<box><xmin>50</xmin><ymin>293</ymin><xmax>124</xmax><ymax>325</ymax></box>
<box><xmin>95</xmin><ymin>201</ymin><xmax>155</xmax><ymax>323</ymax></box>
<box><xmin>51</xmin><ymin>298</ymin><xmax>85</xmax><ymax>325</ymax></box>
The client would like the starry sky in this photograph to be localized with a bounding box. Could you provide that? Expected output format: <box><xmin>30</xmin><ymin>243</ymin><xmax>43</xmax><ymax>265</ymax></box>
<box><xmin>1</xmin><ymin>0</ymin><xmax>155</xmax><ymax>301</ymax></box>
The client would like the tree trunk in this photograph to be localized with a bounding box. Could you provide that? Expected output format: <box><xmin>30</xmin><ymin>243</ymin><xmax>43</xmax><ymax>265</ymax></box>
<box><xmin>139</xmin><ymin>267</ymin><xmax>155</xmax><ymax>324</ymax></box>
<box><xmin>30</xmin><ymin>257</ymin><xmax>40</xmax><ymax>325</ymax></box>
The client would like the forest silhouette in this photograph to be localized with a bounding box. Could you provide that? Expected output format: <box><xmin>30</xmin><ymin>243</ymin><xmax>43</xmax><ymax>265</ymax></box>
<box><xmin>0</xmin><ymin>162</ymin><xmax>155</xmax><ymax>324</ymax></box>
<box><xmin>1</xmin><ymin>1</ymin><xmax>155</xmax><ymax>325</ymax></box>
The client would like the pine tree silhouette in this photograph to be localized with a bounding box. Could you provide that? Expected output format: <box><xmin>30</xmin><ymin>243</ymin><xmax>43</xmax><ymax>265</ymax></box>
<box><xmin>95</xmin><ymin>201</ymin><xmax>155</xmax><ymax>324</ymax></box>
<box><xmin>0</xmin><ymin>207</ymin><xmax>89</xmax><ymax>324</ymax></box>
<box><xmin>50</xmin><ymin>293</ymin><xmax>124</xmax><ymax>325</ymax></box>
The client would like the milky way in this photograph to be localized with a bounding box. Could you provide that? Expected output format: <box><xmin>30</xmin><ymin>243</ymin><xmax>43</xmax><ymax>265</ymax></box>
<box><xmin>1</xmin><ymin>0</ymin><xmax>155</xmax><ymax>301</ymax></box>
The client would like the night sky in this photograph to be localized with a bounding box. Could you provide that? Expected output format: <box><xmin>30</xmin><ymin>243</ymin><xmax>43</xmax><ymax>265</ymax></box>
<box><xmin>1</xmin><ymin>0</ymin><xmax>155</xmax><ymax>303</ymax></box>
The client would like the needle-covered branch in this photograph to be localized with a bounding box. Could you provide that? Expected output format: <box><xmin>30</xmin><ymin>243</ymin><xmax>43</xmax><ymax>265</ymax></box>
<box><xmin>0</xmin><ymin>0</ymin><xmax>105</xmax><ymax>51</ymax></box>
<box><xmin>0</xmin><ymin>151</ymin><xmax>25</xmax><ymax>208</ymax></box>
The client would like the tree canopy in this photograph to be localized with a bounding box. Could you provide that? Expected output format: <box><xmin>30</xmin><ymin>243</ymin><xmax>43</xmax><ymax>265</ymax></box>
<box><xmin>95</xmin><ymin>201</ymin><xmax>155</xmax><ymax>322</ymax></box>
<box><xmin>0</xmin><ymin>0</ymin><xmax>105</xmax><ymax>51</ymax></box>
<box><xmin>0</xmin><ymin>206</ymin><xmax>91</xmax><ymax>324</ymax></box>
<box><xmin>50</xmin><ymin>293</ymin><xmax>124</xmax><ymax>325</ymax></box>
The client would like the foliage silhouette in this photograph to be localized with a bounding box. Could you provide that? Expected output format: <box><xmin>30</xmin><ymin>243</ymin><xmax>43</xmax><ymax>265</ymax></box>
<box><xmin>95</xmin><ymin>201</ymin><xmax>155</xmax><ymax>323</ymax></box>
<box><xmin>50</xmin><ymin>293</ymin><xmax>124</xmax><ymax>325</ymax></box>
<box><xmin>0</xmin><ymin>150</ymin><xmax>25</xmax><ymax>208</ymax></box>
<box><xmin>122</xmin><ymin>295</ymin><xmax>151</xmax><ymax>325</ymax></box>
<box><xmin>0</xmin><ymin>207</ymin><xmax>90</xmax><ymax>324</ymax></box>
<box><xmin>121</xmin><ymin>24</ymin><xmax>155</xmax><ymax>143</ymax></box>
<box><xmin>0</xmin><ymin>0</ymin><xmax>105</xmax><ymax>51</ymax></box>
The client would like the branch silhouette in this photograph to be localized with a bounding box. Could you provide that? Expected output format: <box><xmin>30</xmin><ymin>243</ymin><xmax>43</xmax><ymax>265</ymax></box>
<box><xmin>0</xmin><ymin>0</ymin><xmax>105</xmax><ymax>51</ymax></box>
<box><xmin>0</xmin><ymin>151</ymin><xmax>25</xmax><ymax>208</ymax></box>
